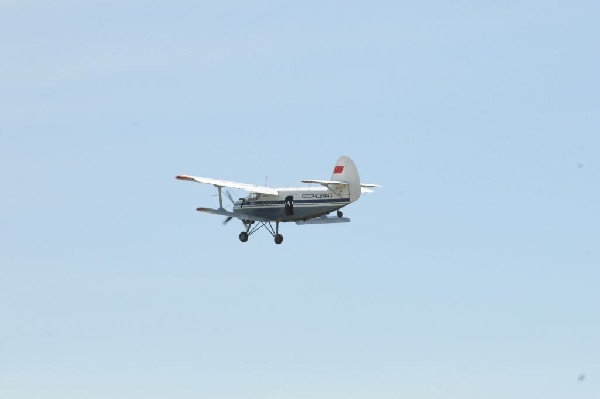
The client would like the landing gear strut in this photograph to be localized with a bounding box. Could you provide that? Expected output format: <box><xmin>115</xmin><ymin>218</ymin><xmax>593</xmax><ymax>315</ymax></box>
<box><xmin>274</xmin><ymin>222</ymin><xmax>283</xmax><ymax>245</ymax></box>
<box><xmin>238</xmin><ymin>220</ymin><xmax>284</xmax><ymax>245</ymax></box>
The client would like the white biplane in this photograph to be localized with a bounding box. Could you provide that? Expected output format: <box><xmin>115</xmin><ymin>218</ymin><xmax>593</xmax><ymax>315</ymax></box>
<box><xmin>176</xmin><ymin>155</ymin><xmax>380</xmax><ymax>244</ymax></box>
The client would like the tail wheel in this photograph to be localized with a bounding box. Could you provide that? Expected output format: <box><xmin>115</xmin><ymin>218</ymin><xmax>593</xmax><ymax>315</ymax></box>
<box><xmin>239</xmin><ymin>232</ymin><xmax>249</xmax><ymax>242</ymax></box>
<box><xmin>274</xmin><ymin>234</ymin><xmax>283</xmax><ymax>245</ymax></box>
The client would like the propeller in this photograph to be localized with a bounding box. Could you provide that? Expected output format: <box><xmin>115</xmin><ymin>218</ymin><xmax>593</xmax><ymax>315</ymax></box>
<box><xmin>222</xmin><ymin>189</ymin><xmax>237</xmax><ymax>225</ymax></box>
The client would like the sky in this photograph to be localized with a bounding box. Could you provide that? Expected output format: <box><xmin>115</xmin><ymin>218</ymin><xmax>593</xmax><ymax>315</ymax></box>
<box><xmin>1</xmin><ymin>1</ymin><xmax>599</xmax><ymax>398</ymax></box>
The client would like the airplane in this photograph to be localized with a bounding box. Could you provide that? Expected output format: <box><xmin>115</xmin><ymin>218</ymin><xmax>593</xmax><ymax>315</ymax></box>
<box><xmin>176</xmin><ymin>155</ymin><xmax>380</xmax><ymax>244</ymax></box>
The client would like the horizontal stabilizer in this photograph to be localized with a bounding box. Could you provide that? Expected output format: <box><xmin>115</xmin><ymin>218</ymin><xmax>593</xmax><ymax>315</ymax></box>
<box><xmin>177</xmin><ymin>175</ymin><xmax>278</xmax><ymax>195</ymax></box>
<box><xmin>295</xmin><ymin>216</ymin><xmax>351</xmax><ymax>225</ymax></box>
<box><xmin>360</xmin><ymin>183</ymin><xmax>381</xmax><ymax>194</ymax></box>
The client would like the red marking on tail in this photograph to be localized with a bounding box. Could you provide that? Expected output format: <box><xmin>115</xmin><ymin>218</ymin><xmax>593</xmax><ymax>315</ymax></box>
<box><xmin>333</xmin><ymin>166</ymin><xmax>344</xmax><ymax>174</ymax></box>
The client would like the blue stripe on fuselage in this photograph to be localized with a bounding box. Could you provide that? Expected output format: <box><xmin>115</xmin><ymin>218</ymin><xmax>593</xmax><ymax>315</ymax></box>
<box><xmin>243</xmin><ymin>198</ymin><xmax>350</xmax><ymax>206</ymax></box>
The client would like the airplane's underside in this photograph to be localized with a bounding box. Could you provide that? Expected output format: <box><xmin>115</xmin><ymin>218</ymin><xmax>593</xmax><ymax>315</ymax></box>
<box><xmin>231</xmin><ymin>197</ymin><xmax>351</xmax><ymax>244</ymax></box>
<box><xmin>234</xmin><ymin>198</ymin><xmax>350</xmax><ymax>222</ymax></box>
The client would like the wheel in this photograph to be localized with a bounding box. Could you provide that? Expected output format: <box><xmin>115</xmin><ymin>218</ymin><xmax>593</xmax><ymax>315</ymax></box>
<box><xmin>337</xmin><ymin>210</ymin><xmax>343</xmax><ymax>218</ymax></box>
<box><xmin>274</xmin><ymin>234</ymin><xmax>283</xmax><ymax>245</ymax></box>
<box><xmin>239</xmin><ymin>232</ymin><xmax>249</xmax><ymax>242</ymax></box>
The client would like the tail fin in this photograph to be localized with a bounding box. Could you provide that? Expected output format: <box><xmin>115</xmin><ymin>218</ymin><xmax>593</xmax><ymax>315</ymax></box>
<box><xmin>331</xmin><ymin>156</ymin><xmax>361</xmax><ymax>202</ymax></box>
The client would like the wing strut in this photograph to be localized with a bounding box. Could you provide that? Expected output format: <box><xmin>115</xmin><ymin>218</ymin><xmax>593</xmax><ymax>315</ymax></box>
<box><xmin>216</xmin><ymin>186</ymin><xmax>223</xmax><ymax>209</ymax></box>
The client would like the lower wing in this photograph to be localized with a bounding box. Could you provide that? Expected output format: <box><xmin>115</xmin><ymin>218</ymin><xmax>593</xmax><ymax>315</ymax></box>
<box><xmin>195</xmin><ymin>207</ymin><xmax>271</xmax><ymax>223</ymax></box>
<box><xmin>295</xmin><ymin>216</ymin><xmax>351</xmax><ymax>225</ymax></box>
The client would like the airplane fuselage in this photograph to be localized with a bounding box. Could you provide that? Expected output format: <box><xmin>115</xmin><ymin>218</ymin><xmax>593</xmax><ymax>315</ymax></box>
<box><xmin>233</xmin><ymin>186</ymin><xmax>351</xmax><ymax>222</ymax></box>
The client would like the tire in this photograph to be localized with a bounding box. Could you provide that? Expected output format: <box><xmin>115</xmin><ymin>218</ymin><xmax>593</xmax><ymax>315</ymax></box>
<box><xmin>274</xmin><ymin>234</ymin><xmax>283</xmax><ymax>245</ymax></box>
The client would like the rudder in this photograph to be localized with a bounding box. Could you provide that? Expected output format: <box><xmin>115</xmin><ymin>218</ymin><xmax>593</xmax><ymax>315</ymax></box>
<box><xmin>331</xmin><ymin>155</ymin><xmax>361</xmax><ymax>202</ymax></box>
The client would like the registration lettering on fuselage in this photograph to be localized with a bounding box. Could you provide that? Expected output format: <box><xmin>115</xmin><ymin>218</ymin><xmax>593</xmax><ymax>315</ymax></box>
<box><xmin>301</xmin><ymin>193</ymin><xmax>333</xmax><ymax>199</ymax></box>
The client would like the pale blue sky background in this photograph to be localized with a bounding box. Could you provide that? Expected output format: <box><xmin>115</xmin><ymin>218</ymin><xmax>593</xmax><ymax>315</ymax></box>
<box><xmin>1</xmin><ymin>1</ymin><xmax>599</xmax><ymax>398</ymax></box>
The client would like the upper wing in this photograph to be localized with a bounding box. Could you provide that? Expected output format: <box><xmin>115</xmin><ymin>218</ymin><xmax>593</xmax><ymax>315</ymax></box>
<box><xmin>176</xmin><ymin>175</ymin><xmax>278</xmax><ymax>195</ymax></box>
<box><xmin>301</xmin><ymin>179</ymin><xmax>348</xmax><ymax>189</ymax></box>
<box><xmin>301</xmin><ymin>179</ymin><xmax>346</xmax><ymax>185</ymax></box>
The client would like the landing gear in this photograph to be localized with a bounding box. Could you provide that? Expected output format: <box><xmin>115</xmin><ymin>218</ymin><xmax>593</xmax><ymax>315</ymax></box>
<box><xmin>238</xmin><ymin>220</ymin><xmax>284</xmax><ymax>244</ymax></box>
<box><xmin>274</xmin><ymin>234</ymin><xmax>283</xmax><ymax>245</ymax></box>
<box><xmin>239</xmin><ymin>221</ymin><xmax>252</xmax><ymax>243</ymax></box>
<box><xmin>337</xmin><ymin>210</ymin><xmax>343</xmax><ymax>218</ymax></box>
<box><xmin>273</xmin><ymin>221</ymin><xmax>283</xmax><ymax>245</ymax></box>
